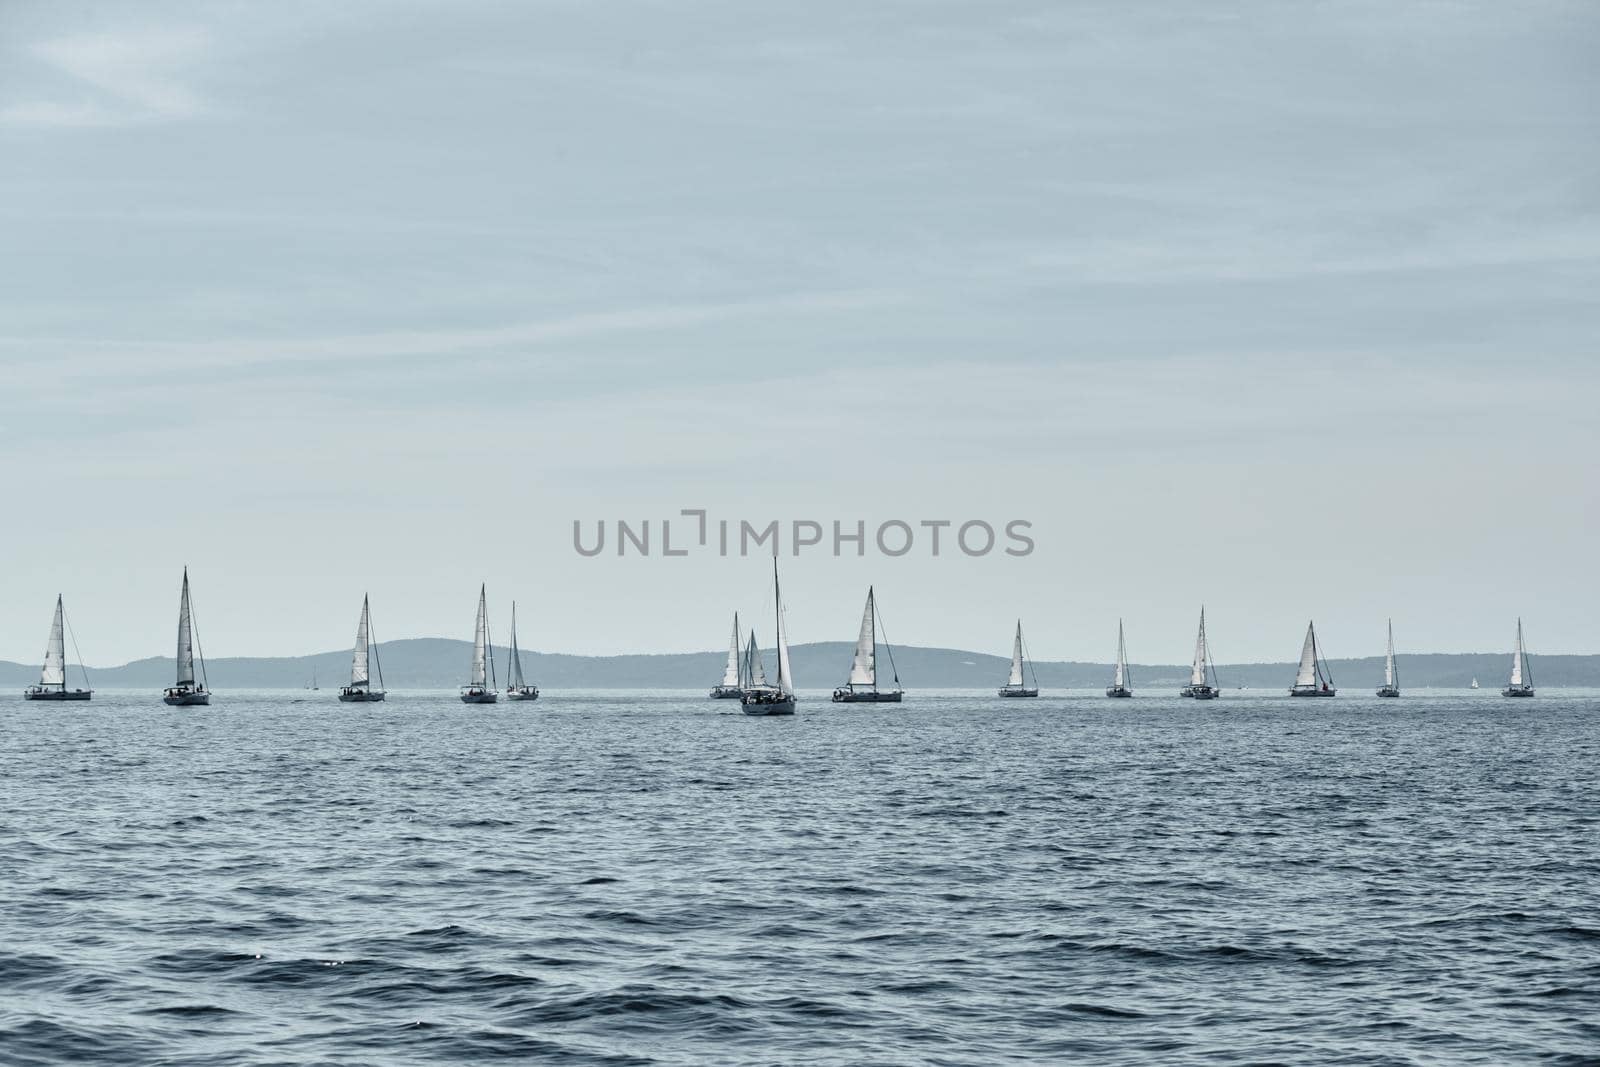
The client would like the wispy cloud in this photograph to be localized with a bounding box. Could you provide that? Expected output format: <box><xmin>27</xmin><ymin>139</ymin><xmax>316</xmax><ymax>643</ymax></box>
<box><xmin>1</xmin><ymin>27</ymin><xmax>211</xmax><ymax>128</ymax></box>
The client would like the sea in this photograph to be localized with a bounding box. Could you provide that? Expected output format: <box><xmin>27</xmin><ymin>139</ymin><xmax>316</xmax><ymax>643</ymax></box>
<box><xmin>2</xmin><ymin>689</ymin><xmax>1596</xmax><ymax>1065</ymax></box>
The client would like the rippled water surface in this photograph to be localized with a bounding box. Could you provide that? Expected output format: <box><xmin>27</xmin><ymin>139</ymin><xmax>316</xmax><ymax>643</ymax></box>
<box><xmin>3</xmin><ymin>689</ymin><xmax>1598</xmax><ymax>1064</ymax></box>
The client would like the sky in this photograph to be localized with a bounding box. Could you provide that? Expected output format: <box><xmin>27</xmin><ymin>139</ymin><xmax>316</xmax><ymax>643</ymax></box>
<box><xmin>1</xmin><ymin>0</ymin><xmax>1597</xmax><ymax>668</ymax></box>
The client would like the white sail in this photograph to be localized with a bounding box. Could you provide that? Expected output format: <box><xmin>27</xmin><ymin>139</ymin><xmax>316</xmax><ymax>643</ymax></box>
<box><xmin>176</xmin><ymin>570</ymin><xmax>196</xmax><ymax>686</ymax></box>
<box><xmin>1509</xmin><ymin>619</ymin><xmax>1525</xmax><ymax>687</ymax></box>
<box><xmin>1295</xmin><ymin>623</ymin><xmax>1319</xmax><ymax>688</ymax></box>
<box><xmin>509</xmin><ymin>602</ymin><xmax>526</xmax><ymax>688</ymax></box>
<box><xmin>471</xmin><ymin>585</ymin><xmax>489</xmax><ymax>687</ymax></box>
<box><xmin>848</xmin><ymin>587</ymin><xmax>877</xmax><ymax>685</ymax></box>
<box><xmin>776</xmin><ymin>582</ymin><xmax>795</xmax><ymax>698</ymax></box>
<box><xmin>747</xmin><ymin>631</ymin><xmax>768</xmax><ymax>688</ymax></box>
<box><xmin>40</xmin><ymin>595</ymin><xmax>66</xmax><ymax>688</ymax></box>
<box><xmin>1190</xmin><ymin>610</ymin><xmax>1209</xmax><ymax>687</ymax></box>
<box><xmin>1007</xmin><ymin>621</ymin><xmax>1025</xmax><ymax>687</ymax></box>
<box><xmin>721</xmin><ymin>613</ymin><xmax>742</xmax><ymax>687</ymax></box>
<box><xmin>1113</xmin><ymin>620</ymin><xmax>1127</xmax><ymax>688</ymax></box>
<box><xmin>350</xmin><ymin>595</ymin><xmax>371</xmax><ymax>687</ymax></box>
<box><xmin>1384</xmin><ymin>621</ymin><xmax>1396</xmax><ymax>688</ymax></box>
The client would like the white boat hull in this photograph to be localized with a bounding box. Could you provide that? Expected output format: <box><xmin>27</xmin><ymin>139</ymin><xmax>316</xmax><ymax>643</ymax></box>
<box><xmin>1377</xmin><ymin>687</ymin><xmax>1400</xmax><ymax>698</ymax></box>
<box><xmin>24</xmin><ymin>688</ymin><xmax>92</xmax><ymax>701</ymax></box>
<box><xmin>1503</xmin><ymin>686</ymin><xmax>1535</xmax><ymax>698</ymax></box>
<box><xmin>1106</xmin><ymin>687</ymin><xmax>1133</xmax><ymax>698</ymax></box>
<box><xmin>163</xmin><ymin>688</ymin><xmax>210</xmax><ymax>706</ymax></box>
<box><xmin>998</xmin><ymin>686</ymin><xmax>1038</xmax><ymax>698</ymax></box>
<box><xmin>1290</xmin><ymin>686</ymin><xmax>1337</xmax><ymax>697</ymax></box>
<box><xmin>338</xmin><ymin>688</ymin><xmax>386</xmax><ymax>702</ymax></box>
<box><xmin>832</xmin><ymin>687</ymin><xmax>903</xmax><ymax>703</ymax></box>
<box><xmin>709</xmin><ymin>686</ymin><xmax>743</xmax><ymax>699</ymax></box>
<box><xmin>742</xmin><ymin>695</ymin><xmax>796</xmax><ymax>716</ymax></box>
<box><xmin>1182</xmin><ymin>686</ymin><xmax>1220</xmax><ymax>700</ymax></box>
<box><xmin>460</xmin><ymin>687</ymin><xmax>498</xmax><ymax>704</ymax></box>
<box><xmin>506</xmin><ymin>687</ymin><xmax>540</xmax><ymax>701</ymax></box>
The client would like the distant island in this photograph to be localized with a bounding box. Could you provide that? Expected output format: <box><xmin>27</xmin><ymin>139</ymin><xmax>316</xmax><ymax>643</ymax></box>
<box><xmin>4</xmin><ymin>640</ymin><xmax>1596</xmax><ymax>689</ymax></box>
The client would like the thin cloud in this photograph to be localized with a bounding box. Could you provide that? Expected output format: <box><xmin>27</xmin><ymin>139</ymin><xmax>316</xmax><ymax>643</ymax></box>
<box><xmin>1</xmin><ymin>27</ymin><xmax>211</xmax><ymax>127</ymax></box>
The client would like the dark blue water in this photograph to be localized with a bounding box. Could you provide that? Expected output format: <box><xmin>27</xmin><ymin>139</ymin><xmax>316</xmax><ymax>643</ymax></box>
<box><xmin>2</xmin><ymin>690</ymin><xmax>1597</xmax><ymax>1065</ymax></box>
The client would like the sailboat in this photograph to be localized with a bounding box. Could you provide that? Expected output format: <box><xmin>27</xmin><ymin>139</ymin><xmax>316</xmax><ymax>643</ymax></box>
<box><xmin>163</xmin><ymin>567</ymin><xmax>211</xmax><ymax>706</ymax></box>
<box><xmin>1180</xmin><ymin>607</ymin><xmax>1221</xmax><ymax>699</ymax></box>
<box><xmin>1289</xmin><ymin>621</ymin><xmax>1337</xmax><ymax>696</ymax></box>
<box><xmin>709</xmin><ymin>613</ymin><xmax>744</xmax><ymax>699</ymax></box>
<box><xmin>1503</xmin><ymin>618</ymin><xmax>1535</xmax><ymax>698</ymax></box>
<box><xmin>460</xmin><ymin>583</ymin><xmax>499</xmax><ymax>704</ymax></box>
<box><xmin>998</xmin><ymin>620</ymin><xmax>1039</xmax><ymax>697</ymax></box>
<box><xmin>743</xmin><ymin>630</ymin><xmax>768</xmax><ymax>693</ymax></box>
<box><xmin>1376</xmin><ymin>620</ymin><xmax>1400</xmax><ymax>698</ymax></box>
<box><xmin>24</xmin><ymin>595</ymin><xmax>93</xmax><ymax>701</ymax></box>
<box><xmin>505</xmin><ymin>601</ymin><xmax>539</xmax><ymax>701</ymax></box>
<box><xmin>742</xmin><ymin>558</ymin><xmax>796</xmax><ymax>715</ymax></box>
<box><xmin>338</xmin><ymin>594</ymin><xmax>386</xmax><ymax>702</ymax></box>
<box><xmin>1470</xmin><ymin>677</ymin><xmax>1480</xmax><ymax>690</ymax></box>
<box><xmin>1106</xmin><ymin>619</ymin><xmax>1132</xmax><ymax>698</ymax></box>
<box><xmin>832</xmin><ymin>586</ymin><xmax>903</xmax><ymax>702</ymax></box>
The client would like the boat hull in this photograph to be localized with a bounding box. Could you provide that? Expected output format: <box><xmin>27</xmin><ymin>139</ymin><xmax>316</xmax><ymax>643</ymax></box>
<box><xmin>742</xmin><ymin>695</ymin><xmax>796</xmax><ymax>716</ymax></box>
<box><xmin>163</xmin><ymin>689</ymin><xmax>210</xmax><ymax>706</ymax></box>
<box><xmin>459</xmin><ymin>688</ymin><xmax>498</xmax><ymax>704</ymax></box>
<box><xmin>832</xmin><ymin>688</ymin><xmax>903</xmax><ymax>703</ymax></box>
<box><xmin>709</xmin><ymin>686</ymin><xmax>743</xmax><ymax>699</ymax></box>
<box><xmin>998</xmin><ymin>686</ymin><xmax>1038</xmax><ymax>698</ymax></box>
<box><xmin>1290</xmin><ymin>687</ymin><xmax>1337</xmax><ymax>697</ymax></box>
<box><xmin>1503</xmin><ymin>687</ymin><xmax>1535</xmax><ymax>698</ymax></box>
<box><xmin>1106</xmin><ymin>687</ymin><xmax>1133</xmax><ymax>698</ymax></box>
<box><xmin>338</xmin><ymin>689</ymin><xmax>386</xmax><ymax>702</ymax></box>
<box><xmin>1376</xmin><ymin>687</ymin><xmax>1400</xmax><ymax>698</ymax></box>
<box><xmin>24</xmin><ymin>688</ymin><xmax>92</xmax><ymax>701</ymax></box>
<box><xmin>1182</xmin><ymin>686</ymin><xmax>1220</xmax><ymax>700</ymax></box>
<box><xmin>506</xmin><ymin>687</ymin><xmax>540</xmax><ymax>701</ymax></box>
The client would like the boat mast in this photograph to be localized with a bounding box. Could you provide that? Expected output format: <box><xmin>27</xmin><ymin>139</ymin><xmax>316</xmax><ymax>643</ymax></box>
<box><xmin>772</xmin><ymin>557</ymin><xmax>783</xmax><ymax>692</ymax></box>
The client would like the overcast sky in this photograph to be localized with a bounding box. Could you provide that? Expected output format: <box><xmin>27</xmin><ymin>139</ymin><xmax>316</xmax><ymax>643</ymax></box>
<box><xmin>1</xmin><ymin>0</ymin><xmax>1596</xmax><ymax>669</ymax></box>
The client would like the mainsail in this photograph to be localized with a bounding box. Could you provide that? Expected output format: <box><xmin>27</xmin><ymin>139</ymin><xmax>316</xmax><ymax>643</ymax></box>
<box><xmin>350</xmin><ymin>595</ymin><xmax>372</xmax><ymax>688</ymax></box>
<box><xmin>1190</xmin><ymin>609</ymin><xmax>1210</xmax><ymax>687</ymax></box>
<box><xmin>1007</xmin><ymin>621</ymin><xmax>1026</xmax><ymax>687</ymax></box>
<box><xmin>848</xmin><ymin>588</ymin><xmax>877</xmax><ymax>685</ymax></box>
<box><xmin>1509</xmin><ymin>619</ymin><xmax>1527</xmax><ymax>687</ymax></box>
<box><xmin>775</xmin><ymin>565</ymin><xmax>794</xmax><ymax>698</ymax></box>
<box><xmin>747</xmin><ymin>631</ymin><xmax>768</xmax><ymax>688</ymax></box>
<box><xmin>1114</xmin><ymin>620</ymin><xmax>1128</xmax><ymax>688</ymax></box>
<box><xmin>1295</xmin><ymin>623</ymin><xmax>1320</xmax><ymax>688</ymax></box>
<box><xmin>176</xmin><ymin>569</ymin><xmax>196</xmax><ymax>687</ymax></box>
<box><xmin>40</xmin><ymin>595</ymin><xmax>66</xmax><ymax>689</ymax></box>
<box><xmin>720</xmin><ymin>613</ymin><xmax>742</xmax><ymax>688</ymax></box>
<box><xmin>509</xmin><ymin>602</ymin><xmax>526</xmax><ymax>689</ymax></box>
<box><xmin>470</xmin><ymin>584</ymin><xmax>493</xmax><ymax>687</ymax></box>
<box><xmin>1384</xmin><ymin>621</ymin><xmax>1396</xmax><ymax>688</ymax></box>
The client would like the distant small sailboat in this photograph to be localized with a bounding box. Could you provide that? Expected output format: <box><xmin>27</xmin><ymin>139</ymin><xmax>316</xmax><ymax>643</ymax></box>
<box><xmin>832</xmin><ymin>586</ymin><xmax>903</xmax><ymax>703</ymax></box>
<box><xmin>163</xmin><ymin>568</ymin><xmax>211</xmax><ymax>706</ymax></box>
<box><xmin>1289</xmin><ymin>620</ymin><xmax>1337</xmax><ymax>697</ymax></box>
<box><xmin>1181</xmin><ymin>607</ymin><xmax>1221</xmax><ymax>699</ymax></box>
<box><xmin>1503</xmin><ymin>618</ymin><xmax>1535</xmax><ymax>698</ymax></box>
<box><xmin>998</xmin><ymin>620</ymin><xmax>1039</xmax><ymax>697</ymax></box>
<box><xmin>338</xmin><ymin>594</ymin><xmax>386</xmax><ymax>702</ymax></box>
<box><xmin>1106</xmin><ymin>619</ymin><xmax>1133</xmax><ymax>698</ymax></box>
<box><xmin>1376</xmin><ymin>619</ymin><xmax>1400</xmax><ymax>698</ymax></box>
<box><xmin>24</xmin><ymin>595</ymin><xmax>92</xmax><ymax>701</ymax></box>
<box><xmin>505</xmin><ymin>601</ymin><xmax>539</xmax><ymax>701</ymax></box>
<box><xmin>1470</xmin><ymin>677</ymin><xmax>1480</xmax><ymax>690</ymax></box>
<box><xmin>460</xmin><ymin>584</ymin><xmax>499</xmax><ymax>704</ymax></box>
<box><xmin>742</xmin><ymin>558</ymin><xmax>796</xmax><ymax>716</ymax></box>
<box><xmin>709</xmin><ymin>613</ymin><xmax>744</xmax><ymax>699</ymax></box>
<box><xmin>310</xmin><ymin>668</ymin><xmax>319</xmax><ymax>691</ymax></box>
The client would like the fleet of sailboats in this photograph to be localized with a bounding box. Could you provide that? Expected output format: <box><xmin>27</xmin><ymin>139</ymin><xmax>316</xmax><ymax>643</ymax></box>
<box><xmin>7</xmin><ymin>578</ymin><xmax>1570</xmax><ymax>706</ymax></box>
<box><xmin>24</xmin><ymin>595</ymin><xmax>92</xmax><ymax>701</ymax></box>
<box><xmin>1289</xmin><ymin>621</ymin><xmax>1337</xmax><ymax>697</ymax></box>
<box><xmin>1106</xmin><ymin>619</ymin><xmax>1132</xmax><ymax>698</ymax></box>
<box><xmin>338</xmin><ymin>594</ymin><xmax>386</xmax><ymax>702</ymax></box>
<box><xmin>1377</xmin><ymin>620</ymin><xmax>1400</xmax><ymax>698</ymax></box>
<box><xmin>1181</xmin><ymin>607</ymin><xmax>1221</xmax><ymax>699</ymax></box>
<box><xmin>163</xmin><ymin>568</ymin><xmax>211</xmax><ymax>706</ymax></box>
<box><xmin>998</xmin><ymin>620</ymin><xmax>1039</xmax><ymax>697</ymax></box>
<box><xmin>460</xmin><ymin>584</ymin><xmax>498</xmax><ymax>704</ymax></box>
<box><xmin>741</xmin><ymin>559</ymin><xmax>796</xmax><ymax>715</ymax></box>
<box><xmin>1503</xmin><ymin>618</ymin><xmax>1535</xmax><ymax>698</ymax></box>
<box><xmin>833</xmin><ymin>586</ymin><xmax>904</xmax><ymax>702</ymax></box>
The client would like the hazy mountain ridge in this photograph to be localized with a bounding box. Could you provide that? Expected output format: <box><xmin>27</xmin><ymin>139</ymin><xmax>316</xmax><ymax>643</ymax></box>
<box><xmin>3</xmin><ymin>640</ymin><xmax>1596</xmax><ymax>689</ymax></box>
